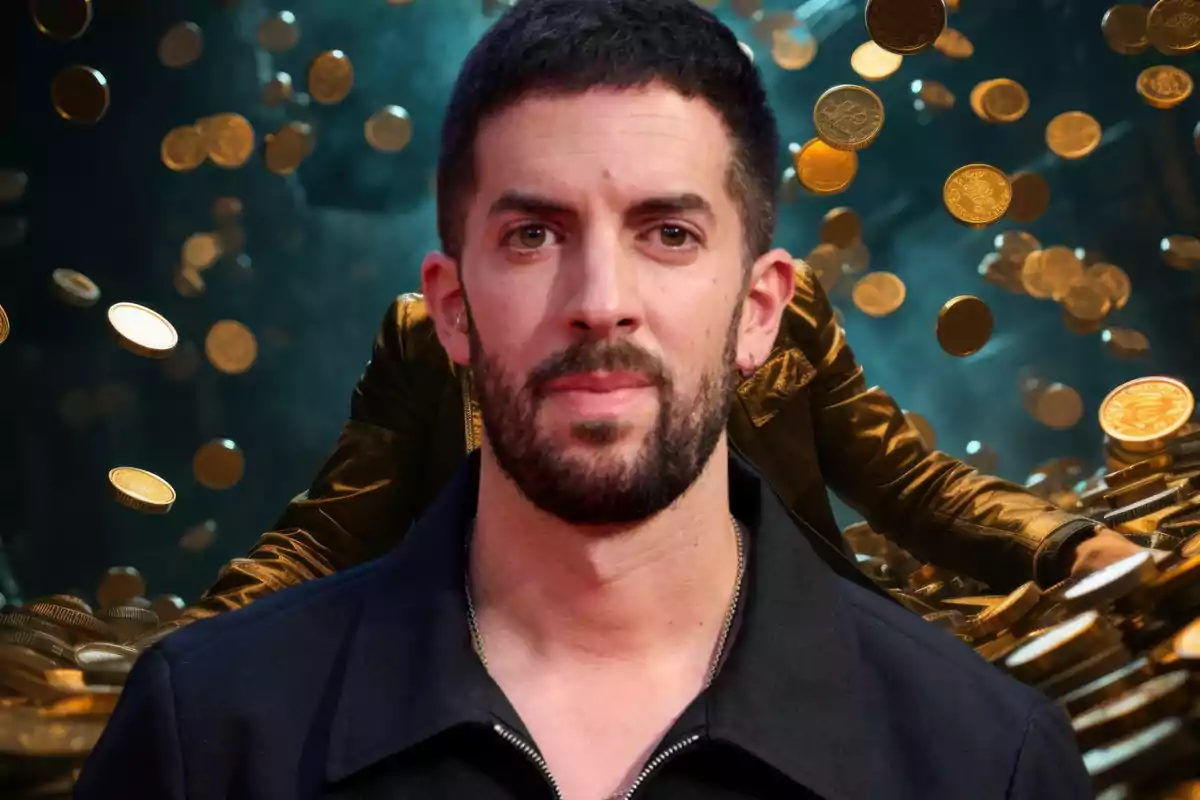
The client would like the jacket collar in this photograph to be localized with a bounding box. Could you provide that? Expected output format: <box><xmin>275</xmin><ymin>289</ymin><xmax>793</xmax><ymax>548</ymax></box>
<box><xmin>325</xmin><ymin>449</ymin><xmax>893</xmax><ymax>799</ymax></box>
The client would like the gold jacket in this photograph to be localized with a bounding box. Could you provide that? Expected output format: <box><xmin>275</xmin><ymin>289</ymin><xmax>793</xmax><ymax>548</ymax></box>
<box><xmin>181</xmin><ymin>264</ymin><xmax>1095</xmax><ymax>626</ymax></box>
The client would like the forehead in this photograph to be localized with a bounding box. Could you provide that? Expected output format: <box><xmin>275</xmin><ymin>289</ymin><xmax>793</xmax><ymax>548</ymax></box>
<box><xmin>471</xmin><ymin>84</ymin><xmax>736</xmax><ymax>205</ymax></box>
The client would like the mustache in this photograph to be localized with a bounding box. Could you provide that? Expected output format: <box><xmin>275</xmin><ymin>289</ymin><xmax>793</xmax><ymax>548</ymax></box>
<box><xmin>528</xmin><ymin>339</ymin><xmax>667</xmax><ymax>396</ymax></box>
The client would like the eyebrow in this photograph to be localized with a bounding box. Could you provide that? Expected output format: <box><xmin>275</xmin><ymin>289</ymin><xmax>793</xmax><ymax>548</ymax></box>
<box><xmin>487</xmin><ymin>191</ymin><xmax>715</xmax><ymax>223</ymax></box>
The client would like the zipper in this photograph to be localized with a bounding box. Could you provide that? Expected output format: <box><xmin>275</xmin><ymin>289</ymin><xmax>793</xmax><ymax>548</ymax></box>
<box><xmin>461</xmin><ymin>370</ymin><xmax>478</xmax><ymax>453</ymax></box>
<box><xmin>621</xmin><ymin>734</ymin><xmax>701</xmax><ymax>798</ymax></box>
<box><xmin>493</xmin><ymin>723</ymin><xmax>563</xmax><ymax>799</ymax></box>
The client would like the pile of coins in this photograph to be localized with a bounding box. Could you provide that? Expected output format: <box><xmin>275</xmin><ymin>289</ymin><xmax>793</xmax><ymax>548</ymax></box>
<box><xmin>0</xmin><ymin>567</ymin><xmax>184</xmax><ymax>799</ymax></box>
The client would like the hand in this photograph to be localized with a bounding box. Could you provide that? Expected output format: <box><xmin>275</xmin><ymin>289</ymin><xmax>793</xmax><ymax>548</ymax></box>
<box><xmin>1067</xmin><ymin>526</ymin><xmax>1147</xmax><ymax>578</ymax></box>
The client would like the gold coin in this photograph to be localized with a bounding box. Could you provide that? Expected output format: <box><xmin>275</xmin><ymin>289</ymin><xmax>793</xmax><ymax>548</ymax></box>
<box><xmin>1006</xmin><ymin>171</ymin><xmax>1050</xmax><ymax>223</ymax></box>
<box><xmin>157</xmin><ymin>21</ymin><xmax>204</xmax><ymax>69</ymax></box>
<box><xmin>1086</xmin><ymin>263</ymin><xmax>1132</xmax><ymax>309</ymax></box>
<box><xmin>213</xmin><ymin>197</ymin><xmax>243</xmax><ymax>220</ymax></box>
<box><xmin>864</xmin><ymin>0</ymin><xmax>946</xmax><ymax>54</ymax></box>
<box><xmin>203</xmin><ymin>113</ymin><xmax>255</xmax><ymax>169</ymax></box>
<box><xmin>813</xmin><ymin>85</ymin><xmax>885</xmax><ymax>151</ymax></box>
<box><xmin>1037</xmin><ymin>383</ymin><xmax>1084</xmax><ymax>430</ymax></box>
<box><xmin>850</xmin><ymin>41</ymin><xmax>903</xmax><ymax>81</ymax></box>
<box><xmin>1100</xmin><ymin>376</ymin><xmax>1195</xmax><ymax>444</ymax></box>
<box><xmin>51</xmin><ymin>64</ymin><xmax>109</xmax><ymax>124</ymax></box>
<box><xmin>308</xmin><ymin>50</ymin><xmax>354</xmax><ymax>105</ymax></box>
<box><xmin>1137</xmin><ymin>65</ymin><xmax>1193</xmax><ymax>109</ymax></box>
<box><xmin>1103</xmin><ymin>328</ymin><xmax>1150</xmax><ymax>360</ymax></box>
<box><xmin>1040</xmin><ymin>245</ymin><xmax>1085</xmax><ymax>300</ymax></box>
<box><xmin>794</xmin><ymin>138</ymin><xmax>858</xmax><ymax>195</ymax></box>
<box><xmin>97</xmin><ymin>566</ymin><xmax>146</xmax><ymax>610</ymax></box>
<box><xmin>263</xmin><ymin>72</ymin><xmax>293</xmax><ymax>107</ymax></box>
<box><xmin>912</xmin><ymin>79</ymin><xmax>955</xmax><ymax>111</ymax></box>
<box><xmin>852</xmin><ymin>271</ymin><xmax>907</xmax><ymax>318</ymax></box>
<box><xmin>1020</xmin><ymin>250</ymin><xmax>1055</xmax><ymax>299</ymax></box>
<box><xmin>257</xmin><ymin>11</ymin><xmax>300</xmax><ymax>53</ymax></box>
<box><xmin>160</xmin><ymin>125</ymin><xmax>206</xmax><ymax>172</ymax></box>
<box><xmin>942</xmin><ymin>164</ymin><xmax>1012</xmax><ymax>228</ymax></box>
<box><xmin>106</xmin><ymin>302</ymin><xmax>178</xmax><ymax>359</ymax></box>
<box><xmin>1103</xmin><ymin>4</ymin><xmax>1151</xmax><ymax>54</ymax></box>
<box><xmin>365</xmin><ymin>106</ymin><xmax>413</xmax><ymax>153</ymax></box>
<box><xmin>978</xmin><ymin>252</ymin><xmax>1026</xmax><ymax>295</ymax></box>
<box><xmin>771</xmin><ymin>27</ymin><xmax>817</xmax><ymax>71</ymax></box>
<box><xmin>151</xmin><ymin>595</ymin><xmax>186</xmax><ymax>623</ymax></box>
<box><xmin>50</xmin><ymin>269</ymin><xmax>100</xmax><ymax>308</ymax></box>
<box><xmin>1147</xmin><ymin>0</ymin><xmax>1200</xmax><ymax>53</ymax></box>
<box><xmin>903</xmin><ymin>409</ymin><xmax>937</xmax><ymax>449</ymax></box>
<box><xmin>0</xmin><ymin>303</ymin><xmax>8</xmax><ymax>345</ymax></box>
<box><xmin>180</xmin><ymin>520</ymin><xmax>218</xmax><ymax>553</ymax></box>
<box><xmin>1061</xmin><ymin>277</ymin><xmax>1112</xmax><ymax>323</ymax></box>
<box><xmin>1161</xmin><ymin>234</ymin><xmax>1200</xmax><ymax>269</ymax></box>
<box><xmin>264</xmin><ymin>121</ymin><xmax>312</xmax><ymax>175</ymax></box>
<box><xmin>968</xmin><ymin>79</ymin><xmax>996</xmax><ymax>121</ymax></box>
<box><xmin>205</xmin><ymin>320</ymin><xmax>258</xmax><ymax>375</ymax></box>
<box><xmin>933</xmin><ymin>27</ymin><xmax>973</xmax><ymax>59</ymax></box>
<box><xmin>108</xmin><ymin>467</ymin><xmax>176</xmax><ymax>514</ymax></box>
<box><xmin>805</xmin><ymin>244</ymin><xmax>843</xmax><ymax>293</ymax></box>
<box><xmin>936</xmin><ymin>295</ymin><xmax>993</xmax><ymax>357</ymax></box>
<box><xmin>820</xmin><ymin>207</ymin><xmax>862</xmax><ymax>248</ymax></box>
<box><xmin>193</xmin><ymin>439</ymin><xmax>245</xmax><ymax>490</ymax></box>
<box><xmin>31</xmin><ymin>0</ymin><xmax>93</xmax><ymax>40</ymax></box>
<box><xmin>182</xmin><ymin>233</ymin><xmax>221</xmax><ymax>271</ymax></box>
<box><xmin>979</xmin><ymin>79</ymin><xmax>1030</xmax><ymax>123</ymax></box>
<box><xmin>1045</xmin><ymin>111</ymin><xmax>1102</xmax><ymax>159</ymax></box>
<box><xmin>751</xmin><ymin>11</ymin><xmax>795</xmax><ymax>45</ymax></box>
<box><xmin>174</xmin><ymin>267</ymin><xmax>205</xmax><ymax>298</ymax></box>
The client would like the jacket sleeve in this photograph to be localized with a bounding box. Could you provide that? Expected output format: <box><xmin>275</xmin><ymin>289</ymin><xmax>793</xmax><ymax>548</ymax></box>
<box><xmin>73</xmin><ymin>649</ymin><xmax>187</xmax><ymax>798</ymax></box>
<box><xmin>176</xmin><ymin>296</ymin><xmax>446</xmax><ymax>626</ymax></box>
<box><xmin>1007</xmin><ymin>704</ymin><xmax>1093</xmax><ymax>799</ymax></box>
<box><xmin>789</xmin><ymin>264</ymin><xmax>1095</xmax><ymax>591</ymax></box>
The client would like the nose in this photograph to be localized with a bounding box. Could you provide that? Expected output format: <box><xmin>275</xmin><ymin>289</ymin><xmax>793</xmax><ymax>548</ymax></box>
<box><xmin>560</xmin><ymin>229</ymin><xmax>643</xmax><ymax>338</ymax></box>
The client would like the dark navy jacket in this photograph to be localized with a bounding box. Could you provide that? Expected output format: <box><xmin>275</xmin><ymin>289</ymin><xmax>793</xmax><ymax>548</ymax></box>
<box><xmin>75</xmin><ymin>450</ymin><xmax>1092</xmax><ymax>799</ymax></box>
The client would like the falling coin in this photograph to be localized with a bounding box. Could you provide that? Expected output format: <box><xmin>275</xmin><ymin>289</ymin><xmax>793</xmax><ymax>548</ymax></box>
<box><xmin>1061</xmin><ymin>277</ymin><xmax>1112</xmax><ymax>323</ymax></box>
<box><xmin>365</xmin><ymin>106</ymin><xmax>413</xmax><ymax>153</ymax></box>
<box><xmin>1007</xmin><ymin>171</ymin><xmax>1050</xmax><ymax>223</ymax></box>
<box><xmin>794</xmin><ymin>138</ymin><xmax>858</xmax><ymax>195</ymax></box>
<box><xmin>820</xmin><ymin>207</ymin><xmax>862</xmax><ymax>249</ymax></box>
<box><xmin>805</xmin><ymin>244</ymin><xmax>843</xmax><ymax>293</ymax></box>
<box><xmin>1040</xmin><ymin>246</ymin><xmax>1086</xmax><ymax>301</ymax></box>
<box><xmin>1147</xmin><ymin>0</ymin><xmax>1200</xmax><ymax>54</ymax></box>
<box><xmin>911</xmin><ymin>79</ymin><xmax>956</xmax><ymax>111</ymax></box>
<box><xmin>51</xmin><ymin>65</ymin><xmax>110</xmax><ymax>124</ymax></box>
<box><xmin>1087</xmin><ymin>263</ymin><xmax>1132</xmax><ymax>310</ymax></box>
<box><xmin>864</xmin><ymin>0</ymin><xmax>946</xmax><ymax>54</ymax></box>
<box><xmin>772</xmin><ymin>27</ymin><xmax>817</xmax><ymax>71</ymax></box>
<box><xmin>158</xmin><ymin>21</ymin><xmax>204</xmax><ymax>69</ymax></box>
<box><xmin>852</xmin><ymin>272</ymin><xmax>907</xmax><ymax>318</ymax></box>
<box><xmin>180</xmin><ymin>520</ymin><xmax>218</xmax><ymax>553</ymax></box>
<box><xmin>0</xmin><ymin>304</ymin><xmax>9</xmax><ymax>344</ymax></box>
<box><xmin>1161</xmin><ymin>235</ymin><xmax>1200</xmax><ymax>269</ymax></box>
<box><xmin>936</xmin><ymin>295</ymin><xmax>994</xmax><ymax>357</ymax></box>
<box><xmin>202</xmin><ymin>113</ymin><xmax>255</xmax><ymax>169</ymax></box>
<box><xmin>1136</xmin><ymin>65</ymin><xmax>1193</xmax><ymax>109</ymax></box>
<box><xmin>943</xmin><ymin>164</ymin><xmax>1012</xmax><ymax>228</ymax></box>
<box><xmin>182</xmin><ymin>233</ymin><xmax>221</xmax><ymax>271</ymax></box>
<box><xmin>205</xmin><ymin>320</ymin><xmax>258</xmax><ymax>375</ymax></box>
<box><xmin>264</xmin><ymin>122</ymin><xmax>312</xmax><ymax>175</ymax></box>
<box><xmin>263</xmin><ymin>72</ymin><xmax>293</xmax><ymax>107</ymax></box>
<box><xmin>850</xmin><ymin>41</ymin><xmax>903</xmax><ymax>81</ymax></box>
<box><xmin>257</xmin><ymin>11</ymin><xmax>300</xmax><ymax>52</ymax></box>
<box><xmin>308</xmin><ymin>50</ymin><xmax>354</xmax><ymax>105</ymax></box>
<box><xmin>933</xmin><ymin>27</ymin><xmax>973</xmax><ymax>59</ymax></box>
<box><xmin>1100</xmin><ymin>376</ymin><xmax>1195</xmax><ymax>446</ymax></box>
<box><xmin>160</xmin><ymin>125</ymin><xmax>206</xmax><ymax>172</ymax></box>
<box><xmin>1102</xmin><ymin>4</ymin><xmax>1151</xmax><ymax>54</ymax></box>
<box><xmin>108</xmin><ymin>468</ymin><xmax>175</xmax><ymax>514</ymax></box>
<box><xmin>979</xmin><ymin>79</ymin><xmax>1030</xmax><ymax>123</ymax></box>
<box><xmin>106</xmin><ymin>302</ymin><xmax>178</xmax><ymax>359</ymax></box>
<box><xmin>1037</xmin><ymin>383</ymin><xmax>1084</xmax><ymax>430</ymax></box>
<box><xmin>193</xmin><ymin>439</ymin><xmax>246</xmax><ymax>490</ymax></box>
<box><xmin>97</xmin><ymin>567</ymin><xmax>146</xmax><ymax>610</ymax></box>
<box><xmin>50</xmin><ymin>269</ymin><xmax>100</xmax><ymax>308</ymax></box>
<box><xmin>31</xmin><ymin>0</ymin><xmax>93</xmax><ymax>40</ymax></box>
<box><xmin>151</xmin><ymin>595</ymin><xmax>186</xmax><ymax>623</ymax></box>
<box><xmin>813</xmin><ymin>85</ymin><xmax>885</xmax><ymax>151</ymax></box>
<box><xmin>1045</xmin><ymin>111</ymin><xmax>1102</xmax><ymax>159</ymax></box>
<box><xmin>1103</xmin><ymin>328</ymin><xmax>1150</xmax><ymax>360</ymax></box>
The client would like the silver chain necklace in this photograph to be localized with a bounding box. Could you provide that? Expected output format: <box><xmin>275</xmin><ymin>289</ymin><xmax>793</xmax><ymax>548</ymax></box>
<box><xmin>465</xmin><ymin>516</ymin><xmax>746</xmax><ymax>689</ymax></box>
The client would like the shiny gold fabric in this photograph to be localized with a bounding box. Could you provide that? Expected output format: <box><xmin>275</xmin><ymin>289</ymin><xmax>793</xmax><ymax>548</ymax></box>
<box><xmin>179</xmin><ymin>263</ymin><xmax>1091</xmax><ymax>627</ymax></box>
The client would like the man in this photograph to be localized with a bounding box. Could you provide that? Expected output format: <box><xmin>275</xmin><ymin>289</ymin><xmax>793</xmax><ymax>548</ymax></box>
<box><xmin>78</xmin><ymin>2</ymin><xmax>1093</xmax><ymax>796</ymax></box>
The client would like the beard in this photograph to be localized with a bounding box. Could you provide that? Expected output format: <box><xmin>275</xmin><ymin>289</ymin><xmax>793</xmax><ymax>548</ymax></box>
<box><xmin>469</xmin><ymin>315</ymin><xmax>741</xmax><ymax>526</ymax></box>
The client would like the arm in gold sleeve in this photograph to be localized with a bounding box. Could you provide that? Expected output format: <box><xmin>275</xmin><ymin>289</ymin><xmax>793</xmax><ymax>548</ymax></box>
<box><xmin>178</xmin><ymin>295</ymin><xmax>452</xmax><ymax>625</ymax></box>
<box><xmin>789</xmin><ymin>266</ymin><xmax>1093</xmax><ymax>591</ymax></box>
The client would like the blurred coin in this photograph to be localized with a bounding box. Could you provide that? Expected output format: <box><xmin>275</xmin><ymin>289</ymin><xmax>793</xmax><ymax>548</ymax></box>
<box><xmin>1100</xmin><ymin>376</ymin><xmax>1194</xmax><ymax>446</ymax></box>
<box><xmin>264</xmin><ymin>121</ymin><xmax>312</xmax><ymax>175</ymax></box>
<box><xmin>0</xmin><ymin>170</ymin><xmax>27</xmax><ymax>204</ymax></box>
<box><xmin>936</xmin><ymin>295</ymin><xmax>993</xmax><ymax>357</ymax></box>
<box><xmin>1037</xmin><ymin>383</ymin><xmax>1085</xmax><ymax>429</ymax></box>
<box><xmin>911</xmin><ymin>79</ymin><xmax>955</xmax><ymax>110</ymax></box>
<box><xmin>108</xmin><ymin>467</ymin><xmax>175</xmax><ymax>514</ymax></box>
<box><xmin>1062</xmin><ymin>306</ymin><xmax>1104</xmax><ymax>336</ymax></box>
<box><xmin>174</xmin><ymin>266</ymin><xmax>205</xmax><ymax>297</ymax></box>
<box><xmin>933</xmin><ymin>27</ymin><xmax>973</xmax><ymax>59</ymax></box>
<box><xmin>813</xmin><ymin>85</ymin><xmax>884</xmax><ymax>150</ymax></box>
<box><xmin>980</xmin><ymin>79</ymin><xmax>1030</xmax><ymax>123</ymax></box>
<box><xmin>158</xmin><ymin>21</ymin><xmax>204</xmax><ymax>69</ymax></box>
<box><xmin>751</xmin><ymin>10</ymin><xmax>795</xmax><ymax>45</ymax></box>
<box><xmin>1046</xmin><ymin>111</ymin><xmax>1102</xmax><ymax>159</ymax></box>
<box><xmin>1137</xmin><ymin>65</ymin><xmax>1193</xmax><ymax>108</ymax></box>
<box><xmin>840</xmin><ymin>241</ymin><xmax>871</xmax><ymax>275</ymax></box>
<box><xmin>258</xmin><ymin>11</ymin><xmax>299</xmax><ymax>52</ymax></box>
<box><xmin>50</xmin><ymin>269</ymin><xmax>99</xmax><ymax>308</ymax></box>
<box><xmin>904</xmin><ymin>410</ymin><xmax>937</xmax><ymax>449</ymax></box>
<box><xmin>964</xmin><ymin>441</ymin><xmax>999</xmax><ymax>474</ymax></box>
<box><xmin>1006</xmin><ymin>172</ymin><xmax>1050</xmax><ymax>222</ymax></box>
<box><xmin>1062</xmin><ymin>277</ymin><xmax>1112</xmax><ymax>323</ymax></box>
<box><xmin>213</xmin><ymin>196</ymin><xmax>243</xmax><ymax>220</ymax></box>
<box><xmin>1020</xmin><ymin>252</ymin><xmax>1052</xmax><ymax>299</ymax></box>
<box><xmin>180</xmin><ymin>519</ymin><xmax>218</xmax><ymax>553</ymax></box>
<box><xmin>794</xmin><ymin>138</ymin><xmax>858</xmax><ymax>195</ymax></box>
<box><xmin>852</xmin><ymin>272</ymin><xmax>907</xmax><ymax>318</ymax></box>
<box><xmin>182</xmin><ymin>233</ymin><xmax>221</xmax><ymax>271</ymax></box>
<box><xmin>205</xmin><ymin>319</ymin><xmax>258</xmax><ymax>374</ymax></box>
<box><xmin>805</xmin><ymin>244</ymin><xmax>843</xmax><ymax>293</ymax></box>
<box><xmin>1161</xmin><ymin>235</ymin><xmax>1200</xmax><ymax>269</ymax></box>
<box><xmin>969</xmin><ymin>79</ymin><xmax>995</xmax><ymax>121</ymax></box>
<box><xmin>107</xmin><ymin>302</ymin><xmax>177</xmax><ymax>358</ymax></box>
<box><xmin>263</xmin><ymin>71</ymin><xmax>293</xmax><ymax>107</ymax></box>
<box><xmin>193</xmin><ymin>439</ymin><xmax>245</xmax><ymax>490</ymax></box>
<box><xmin>96</xmin><ymin>567</ymin><xmax>145</xmax><ymax>611</ymax></box>
<box><xmin>203</xmin><ymin>113</ymin><xmax>255</xmax><ymax>169</ymax></box>
<box><xmin>850</xmin><ymin>41</ymin><xmax>903</xmax><ymax>81</ymax></box>
<box><xmin>731</xmin><ymin>0</ymin><xmax>763</xmax><ymax>16</ymax></box>
<box><xmin>780</xmin><ymin>167</ymin><xmax>799</xmax><ymax>203</ymax></box>
<box><xmin>943</xmin><ymin>164</ymin><xmax>1012</xmax><ymax>228</ymax></box>
<box><xmin>979</xmin><ymin>252</ymin><xmax>1026</xmax><ymax>294</ymax></box>
<box><xmin>51</xmin><ymin>64</ymin><xmax>109</xmax><ymax>124</ymax></box>
<box><xmin>160</xmin><ymin>125</ymin><xmax>206</xmax><ymax>171</ymax></box>
<box><xmin>1102</xmin><ymin>5</ymin><xmax>1151</xmax><ymax>54</ymax></box>
<box><xmin>1041</xmin><ymin>246</ymin><xmax>1085</xmax><ymax>300</ymax></box>
<box><xmin>820</xmin><ymin>207</ymin><xmax>862</xmax><ymax>248</ymax></box>
<box><xmin>864</xmin><ymin>0</ymin><xmax>946</xmax><ymax>54</ymax></box>
<box><xmin>30</xmin><ymin>0</ymin><xmax>93</xmax><ymax>40</ymax></box>
<box><xmin>151</xmin><ymin>595</ymin><xmax>185</xmax><ymax>623</ymax></box>
<box><xmin>771</xmin><ymin>26</ymin><xmax>817</xmax><ymax>70</ymax></box>
<box><xmin>0</xmin><ymin>304</ymin><xmax>8</xmax><ymax>345</ymax></box>
<box><xmin>308</xmin><ymin>50</ymin><xmax>354</xmax><ymax>105</ymax></box>
<box><xmin>1103</xmin><ymin>328</ymin><xmax>1151</xmax><ymax>360</ymax></box>
<box><xmin>995</xmin><ymin>230</ymin><xmax>1041</xmax><ymax>261</ymax></box>
<box><xmin>1087</xmin><ymin>263</ymin><xmax>1132</xmax><ymax>310</ymax></box>
<box><xmin>1147</xmin><ymin>0</ymin><xmax>1200</xmax><ymax>53</ymax></box>
<box><xmin>365</xmin><ymin>105</ymin><xmax>413</xmax><ymax>153</ymax></box>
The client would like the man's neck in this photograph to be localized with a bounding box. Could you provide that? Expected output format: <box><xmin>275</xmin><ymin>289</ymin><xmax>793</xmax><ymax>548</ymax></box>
<box><xmin>469</xmin><ymin>440</ymin><xmax>740</xmax><ymax>666</ymax></box>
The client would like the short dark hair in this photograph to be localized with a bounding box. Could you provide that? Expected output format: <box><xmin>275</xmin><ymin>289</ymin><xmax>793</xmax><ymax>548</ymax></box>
<box><xmin>436</xmin><ymin>0</ymin><xmax>780</xmax><ymax>263</ymax></box>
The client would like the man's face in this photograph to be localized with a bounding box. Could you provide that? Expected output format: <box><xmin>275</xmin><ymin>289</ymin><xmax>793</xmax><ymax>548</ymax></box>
<box><xmin>460</xmin><ymin>85</ymin><xmax>749</xmax><ymax>526</ymax></box>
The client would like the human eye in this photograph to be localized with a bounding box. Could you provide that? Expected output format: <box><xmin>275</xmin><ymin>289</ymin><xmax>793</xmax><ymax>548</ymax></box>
<box><xmin>646</xmin><ymin>223</ymin><xmax>700</xmax><ymax>250</ymax></box>
<box><xmin>501</xmin><ymin>224</ymin><xmax>560</xmax><ymax>252</ymax></box>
